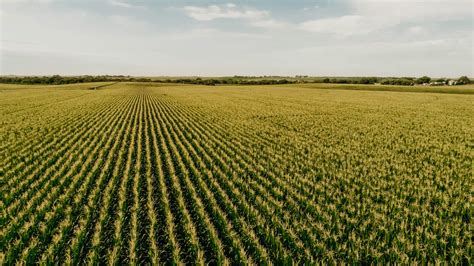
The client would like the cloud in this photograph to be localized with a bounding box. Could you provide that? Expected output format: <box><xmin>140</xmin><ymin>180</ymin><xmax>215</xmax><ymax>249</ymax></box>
<box><xmin>183</xmin><ymin>4</ymin><xmax>269</xmax><ymax>21</ymax></box>
<box><xmin>109</xmin><ymin>0</ymin><xmax>133</xmax><ymax>8</ymax></box>
<box><xmin>109</xmin><ymin>0</ymin><xmax>143</xmax><ymax>9</ymax></box>
<box><xmin>352</xmin><ymin>0</ymin><xmax>472</xmax><ymax>21</ymax></box>
<box><xmin>250</xmin><ymin>19</ymin><xmax>288</xmax><ymax>29</ymax></box>
<box><xmin>299</xmin><ymin>0</ymin><xmax>473</xmax><ymax>36</ymax></box>
<box><xmin>299</xmin><ymin>15</ymin><xmax>387</xmax><ymax>36</ymax></box>
<box><xmin>182</xmin><ymin>3</ymin><xmax>288</xmax><ymax>30</ymax></box>
<box><xmin>302</xmin><ymin>5</ymin><xmax>320</xmax><ymax>11</ymax></box>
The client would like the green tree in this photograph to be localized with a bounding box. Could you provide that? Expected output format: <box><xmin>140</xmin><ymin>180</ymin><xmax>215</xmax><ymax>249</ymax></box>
<box><xmin>457</xmin><ymin>76</ymin><xmax>471</xmax><ymax>85</ymax></box>
<box><xmin>416</xmin><ymin>76</ymin><xmax>431</xmax><ymax>84</ymax></box>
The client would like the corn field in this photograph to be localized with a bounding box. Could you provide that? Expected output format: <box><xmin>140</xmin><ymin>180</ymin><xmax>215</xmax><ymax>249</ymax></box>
<box><xmin>0</xmin><ymin>82</ymin><xmax>472</xmax><ymax>264</ymax></box>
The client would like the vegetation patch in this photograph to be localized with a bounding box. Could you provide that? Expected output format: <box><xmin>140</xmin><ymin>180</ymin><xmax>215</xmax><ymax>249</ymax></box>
<box><xmin>1</xmin><ymin>83</ymin><xmax>472</xmax><ymax>264</ymax></box>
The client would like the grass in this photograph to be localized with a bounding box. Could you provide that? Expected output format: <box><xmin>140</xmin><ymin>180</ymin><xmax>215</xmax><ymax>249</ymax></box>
<box><xmin>284</xmin><ymin>83</ymin><xmax>474</xmax><ymax>94</ymax></box>
<box><xmin>1</xmin><ymin>82</ymin><xmax>472</xmax><ymax>264</ymax></box>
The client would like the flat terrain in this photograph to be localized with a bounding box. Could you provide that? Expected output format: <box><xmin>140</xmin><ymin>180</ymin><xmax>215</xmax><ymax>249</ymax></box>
<box><xmin>1</xmin><ymin>82</ymin><xmax>472</xmax><ymax>264</ymax></box>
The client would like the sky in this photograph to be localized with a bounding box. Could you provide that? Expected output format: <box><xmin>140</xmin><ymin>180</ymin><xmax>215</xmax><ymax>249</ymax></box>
<box><xmin>0</xmin><ymin>0</ymin><xmax>473</xmax><ymax>77</ymax></box>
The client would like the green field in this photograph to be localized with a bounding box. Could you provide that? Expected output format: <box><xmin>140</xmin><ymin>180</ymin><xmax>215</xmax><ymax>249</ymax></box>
<box><xmin>1</xmin><ymin>82</ymin><xmax>472</xmax><ymax>264</ymax></box>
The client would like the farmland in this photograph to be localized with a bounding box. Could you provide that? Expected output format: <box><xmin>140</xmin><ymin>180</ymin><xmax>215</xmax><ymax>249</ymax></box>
<box><xmin>0</xmin><ymin>82</ymin><xmax>472</xmax><ymax>264</ymax></box>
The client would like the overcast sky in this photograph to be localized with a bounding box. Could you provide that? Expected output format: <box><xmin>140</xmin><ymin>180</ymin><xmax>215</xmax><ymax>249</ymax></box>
<box><xmin>1</xmin><ymin>0</ymin><xmax>473</xmax><ymax>77</ymax></box>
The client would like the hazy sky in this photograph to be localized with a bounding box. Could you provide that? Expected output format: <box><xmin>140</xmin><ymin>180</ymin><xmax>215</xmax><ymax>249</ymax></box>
<box><xmin>1</xmin><ymin>0</ymin><xmax>473</xmax><ymax>77</ymax></box>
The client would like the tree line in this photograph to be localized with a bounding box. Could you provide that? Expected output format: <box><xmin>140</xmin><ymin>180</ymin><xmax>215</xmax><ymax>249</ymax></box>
<box><xmin>380</xmin><ymin>76</ymin><xmax>471</xmax><ymax>86</ymax></box>
<box><xmin>0</xmin><ymin>75</ymin><xmax>471</xmax><ymax>86</ymax></box>
<box><xmin>0</xmin><ymin>75</ymin><xmax>121</xmax><ymax>85</ymax></box>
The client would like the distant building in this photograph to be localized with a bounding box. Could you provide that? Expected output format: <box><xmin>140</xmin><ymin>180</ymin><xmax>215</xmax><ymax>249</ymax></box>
<box><xmin>430</xmin><ymin>81</ymin><xmax>445</xmax><ymax>86</ymax></box>
<box><xmin>448</xmin><ymin>80</ymin><xmax>457</xmax><ymax>86</ymax></box>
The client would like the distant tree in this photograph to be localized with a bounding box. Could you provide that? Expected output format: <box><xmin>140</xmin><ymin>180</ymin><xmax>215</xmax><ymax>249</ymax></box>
<box><xmin>381</xmin><ymin>78</ymin><xmax>415</xmax><ymax>86</ymax></box>
<box><xmin>359</xmin><ymin>77</ymin><xmax>377</xmax><ymax>84</ymax></box>
<box><xmin>457</xmin><ymin>76</ymin><xmax>471</xmax><ymax>85</ymax></box>
<box><xmin>416</xmin><ymin>76</ymin><xmax>431</xmax><ymax>84</ymax></box>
